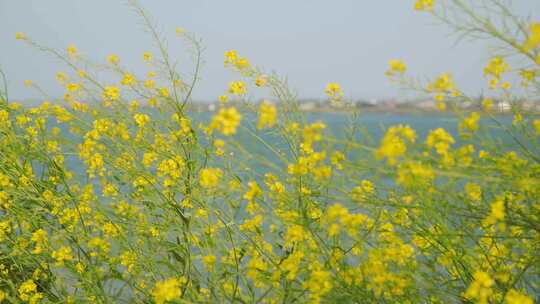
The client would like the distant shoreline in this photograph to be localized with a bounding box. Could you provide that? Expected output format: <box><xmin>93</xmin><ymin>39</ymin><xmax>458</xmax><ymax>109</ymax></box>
<box><xmin>7</xmin><ymin>98</ymin><xmax>538</xmax><ymax>115</ymax></box>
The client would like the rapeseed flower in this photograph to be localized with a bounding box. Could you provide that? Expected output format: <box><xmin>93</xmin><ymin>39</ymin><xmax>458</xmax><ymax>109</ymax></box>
<box><xmin>210</xmin><ymin>107</ymin><xmax>242</xmax><ymax>135</ymax></box>
<box><xmin>199</xmin><ymin>167</ymin><xmax>223</xmax><ymax>188</ymax></box>
<box><xmin>228</xmin><ymin>81</ymin><xmax>247</xmax><ymax>95</ymax></box>
<box><xmin>257</xmin><ymin>101</ymin><xmax>277</xmax><ymax>129</ymax></box>
<box><xmin>386</xmin><ymin>59</ymin><xmax>407</xmax><ymax>76</ymax></box>
<box><xmin>414</xmin><ymin>0</ymin><xmax>434</xmax><ymax>11</ymax></box>
<box><xmin>152</xmin><ymin>278</ymin><xmax>185</xmax><ymax>304</ymax></box>
<box><xmin>325</xmin><ymin>83</ymin><xmax>342</xmax><ymax>98</ymax></box>
<box><xmin>524</xmin><ymin>22</ymin><xmax>540</xmax><ymax>50</ymax></box>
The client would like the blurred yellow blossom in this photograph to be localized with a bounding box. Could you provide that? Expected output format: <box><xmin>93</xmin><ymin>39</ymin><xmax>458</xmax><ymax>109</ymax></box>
<box><xmin>228</xmin><ymin>81</ymin><xmax>247</xmax><ymax>95</ymax></box>
<box><xmin>524</xmin><ymin>22</ymin><xmax>540</xmax><ymax>50</ymax></box>
<box><xmin>386</xmin><ymin>59</ymin><xmax>407</xmax><ymax>76</ymax></box>
<box><xmin>414</xmin><ymin>0</ymin><xmax>434</xmax><ymax>11</ymax></box>
<box><xmin>464</xmin><ymin>271</ymin><xmax>493</xmax><ymax>304</ymax></box>
<box><xmin>257</xmin><ymin>101</ymin><xmax>277</xmax><ymax>129</ymax></box>
<box><xmin>67</xmin><ymin>44</ymin><xmax>77</xmax><ymax>57</ymax></box>
<box><xmin>484</xmin><ymin>56</ymin><xmax>508</xmax><ymax>80</ymax></box>
<box><xmin>325</xmin><ymin>83</ymin><xmax>343</xmax><ymax>99</ymax></box>
<box><xmin>210</xmin><ymin>107</ymin><xmax>242</xmax><ymax>135</ymax></box>
<box><xmin>199</xmin><ymin>168</ymin><xmax>223</xmax><ymax>188</ymax></box>
<box><xmin>152</xmin><ymin>278</ymin><xmax>185</xmax><ymax>304</ymax></box>
<box><xmin>143</xmin><ymin>51</ymin><xmax>153</xmax><ymax>62</ymax></box>
<box><xmin>107</xmin><ymin>54</ymin><xmax>119</xmax><ymax>64</ymax></box>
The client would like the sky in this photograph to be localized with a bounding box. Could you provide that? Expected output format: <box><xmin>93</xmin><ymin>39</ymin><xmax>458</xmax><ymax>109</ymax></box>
<box><xmin>1</xmin><ymin>0</ymin><xmax>539</xmax><ymax>102</ymax></box>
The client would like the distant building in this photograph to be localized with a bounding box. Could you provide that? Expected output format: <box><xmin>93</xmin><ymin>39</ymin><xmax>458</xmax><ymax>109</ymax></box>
<box><xmin>498</xmin><ymin>101</ymin><xmax>511</xmax><ymax>112</ymax></box>
<box><xmin>299</xmin><ymin>102</ymin><xmax>316</xmax><ymax>111</ymax></box>
<box><xmin>415</xmin><ymin>100</ymin><xmax>437</xmax><ymax>110</ymax></box>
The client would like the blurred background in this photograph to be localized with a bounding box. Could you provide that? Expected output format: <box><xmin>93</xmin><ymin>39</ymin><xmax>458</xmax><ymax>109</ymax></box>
<box><xmin>1</xmin><ymin>0</ymin><xmax>539</xmax><ymax>102</ymax></box>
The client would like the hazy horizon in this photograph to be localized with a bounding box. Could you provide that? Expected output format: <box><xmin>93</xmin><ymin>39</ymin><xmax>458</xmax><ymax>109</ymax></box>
<box><xmin>2</xmin><ymin>0</ymin><xmax>539</xmax><ymax>102</ymax></box>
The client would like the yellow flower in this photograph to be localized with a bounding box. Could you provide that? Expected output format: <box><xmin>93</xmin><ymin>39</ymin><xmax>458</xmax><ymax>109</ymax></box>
<box><xmin>257</xmin><ymin>101</ymin><xmax>277</xmax><ymax>129</ymax></box>
<box><xmin>519</xmin><ymin>69</ymin><xmax>536</xmax><ymax>86</ymax></box>
<box><xmin>464</xmin><ymin>271</ymin><xmax>493</xmax><ymax>304</ymax></box>
<box><xmin>304</xmin><ymin>263</ymin><xmax>333</xmax><ymax>302</ymax></box>
<box><xmin>133</xmin><ymin>113</ymin><xmax>151</xmax><ymax>128</ymax></box>
<box><xmin>325</xmin><ymin>83</ymin><xmax>343</xmax><ymax>98</ymax></box>
<box><xmin>107</xmin><ymin>54</ymin><xmax>119</xmax><ymax>64</ymax></box>
<box><xmin>143</xmin><ymin>52</ymin><xmax>153</xmax><ymax>62</ymax></box>
<box><xmin>199</xmin><ymin>168</ymin><xmax>223</xmax><ymax>188</ymax></box>
<box><xmin>152</xmin><ymin>278</ymin><xmax>185</xmax><ymax>304</ymax></box>
<box><xmin>426</xmin><ymin>128</ymin><xmax>454</xmax><ymax>155</ymax></box>
<box><xmin>427</xmin><ymin>73</ymin><xmax>456</xmax><ymax>93</ymax></box>
<box><xmin>243</xmin><ymin>181</ymin><xmax>263</xmax><ymax>211</ymax></box>
<box><xmin>202</xmin><ymin>254</ymin><xmax>216</xmax><ymax>268</ymax></box>
<box><xmin>158</xmin><ymin>87</ymin><xmax>169</xmax><ymax>97</ymax></box>
<box><xmin>479</xmin><ymin>150</ymin><xmax>489</xmax><ymax>158</ymax></box>
<box><xmin>396</xmin><ymin>161</ymin><xmax>435</xmax><ymax>188</ymax></box>
<box><xmin>484</xmin><ymin>56</ymin><xmax>509</xmax><ymax>80</ymax></box>
<box><xmin>157</xmin><ymin>158</ymin><xmax>184</xmax><ymax>186</ymax></box>
<box><xmin>386</xmin><ymin>59</ymin><xmax>407</xmax><ymax>76</ymax></box>
<box><xmin>255</xmin><ymin>75</ymin><xmax>267</xmax><ymax>87</ymax></box>
<box><xmin>219</xmin><ymin>94</ymin><xmax>228</xmax><ymax>103</ymax></box>
<box><xmin>534</xmin><ymin>119</ymin><xmax>540</xmax><ymax>135</ymax></box>
<box><xmin>234</xmin><ymin>57</ymin><xmax>250</xmax><ymax>70</ymax></box>
<box><xmin>175</xmin><ymin>27</ymin><xmax>185</xmax><ymax>34</ymax></box>
<box><xmin>489</xmin><ymin>78</ymin><xmax>499</xmax><ymax>89</ymax></box>
<box><xmin>0</xmin><ymin>221</ymin><xmax>12</xmax><ymax>241</ymax></box>
<box><xmin>512</xmin><ymin>113</ymin><xmax>523</xmax><ymax>126</ymax></box>
<box><xmin>436</xmin><ymin>101</ymin><xmax>446</xmax><ymax>111</ymax></box>
<box><xmin>16</xmin><ymin>32</ymin><xmax>25</xmax><ymax>40</ymax></box>
<box><xmin>223</xmin><ymin>49</ymin><xmax>250</xmax><ymax>70</ymax></box>
<box><xmin>23</xmin><ymin>80</ymin><xmax>33</xmax><ymax>87</ymax></box>
<box><xmin>56</xmin><ymin>72</ymin><xmax>68</xmax><ymax>84</ymax></box>
<box><xmin>375</xmin><ymin>125</ymin><xmax>416</xmax><ymax>165</ymax></box>
<box><xmin>414</xmin><ymin>0</ymin><xmax>434</xmax><ymax>11</ymax></box>
<box><xmin>482</xmin><ymin>98</ymin><xmax>493</xmax><ymax>111</ymax></box>
<box><xmin>144</xmin><ymin>79</ymin><xmax>155</xmax><ymax>89</ymax></box>
<box><xmin>224</xmin><ymin>50</ymin><xmax>238</xmax><ymax>65</ymax></box>
<box><xmin>121</xmin><ymin>73</ymin><xmax>136</xmax><ymax>86</ymax></box>
<box><xmin>67</xmin><ymin>44</ymin><xmax>77</xmax><ymax>57</ymax></box>
<box><xmin>284</xmin><ymin>225</ymin><xmax>308</xmax><ymax>248</ymax></box>
<box><xmin>18</xmin><ymin>279</ymin><xmax>43</xmax><ymax>303</ymax></box>
<box><xmin>239</xmin><ymin>215</ymin><xmax>263</xmax><ymax>232</ymax></box>
<box><xmin>228</xmin><ymin>81</ymin><xmax>247</xmax><ymax>95</ymax></box>
<box><xmin>524</xmin><ymin>22</ymin><xmax>540</xmax><ymax>50</ymax></box>
<box><xmin>465</xmin><ymin>183</ymin><xmax>482</xmax><ymax>202</ymax></box>
<box><xmin>120</xmin><ymin>251</ymin><xmax>137</xmax><ymax>273</ymax></box>
<box><xmin>142</xmin><ymin>152</ymin><xmax>158</xmax><ymax>167</ymax></box>
<box><xmin>66</xmin><ymin>83</ymin><xmax>80</xmax><ymax>92</ymax></box>
<box><xmin>52</xmin><ymin>246</ymin><xmax>73</xmax><ymax>265</ymax></box>
<box><xmin>102</xmin><ymin>86</ymin><xmax>120</xmax><ymax>101</ymax></box>
<box><xmin>352</xmin><ymin>180</ymin><xmax>375</xmax><ymax>201</ymax></box>
<box><xmin>88</xmin><ymin>237</ymin><xmax>110</xmax><ymax>256</ymax></box>
<box><xmin>330</xmin><ymin>151</ymin><xmax>345</xmax><ymax>170</ymax></box>
<box><xmin>210</xmin><ymin>107</ymin><xmax>242</xmax><ymax>136</ymax></box>
<box><xmin>459</xmin><ymin>112</ymin><xmax>480</xmax><ymax>137</ymax></box>
<box><xmin>18</xmin><ymin>279</ymin><xmax>37</xmax><ymax>294</ymax></box>
<box><xmin>482</xmin><ymin>197</ymin><xmax>505</xmax><ymax>226</ymax></box>
<box><xmin>504</xmin><ymin>289</ymin><xmax>534</xmax><ymax>304</ymax></box>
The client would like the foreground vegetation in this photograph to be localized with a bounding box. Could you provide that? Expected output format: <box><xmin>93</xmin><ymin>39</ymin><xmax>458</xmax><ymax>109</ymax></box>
<box><xmin>1</xmin><ymin>0</ymin><xmax>540</xmax><ymax>303</ymax></box>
